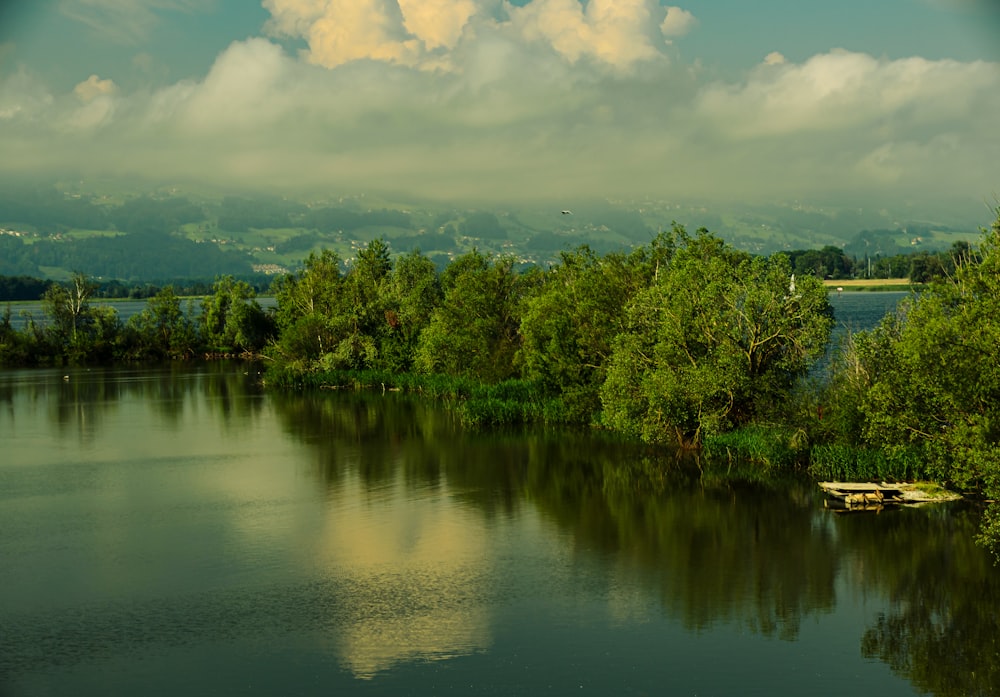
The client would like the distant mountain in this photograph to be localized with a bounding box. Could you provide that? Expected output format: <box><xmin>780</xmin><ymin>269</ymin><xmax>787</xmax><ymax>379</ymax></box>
<box><xmin>0</xmin><ymin>180</ymin><xmax>988</xmax><ymax>282</ymax></box>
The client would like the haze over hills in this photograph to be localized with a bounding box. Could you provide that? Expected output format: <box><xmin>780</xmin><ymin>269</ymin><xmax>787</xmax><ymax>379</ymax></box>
<box><xmin>0</xmin><ymin>177</ymin><xmax>990</xmax><ymax>283</ymax></box>
<box><xmin>1</xmin><ymin>182</ymin><xmax>992</xmax><ymax>282</ymax></box>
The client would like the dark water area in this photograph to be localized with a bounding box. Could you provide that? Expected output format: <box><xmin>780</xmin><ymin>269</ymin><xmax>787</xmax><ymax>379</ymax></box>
<box><xmin>1</xmin><ymin>359</ymin><xmax>999</xmax><ymax>697</ymax></box>
<box><xmin>827</xmin><ymin>290</ymin><xmax>909</xmax><ymax>334</ymax></box>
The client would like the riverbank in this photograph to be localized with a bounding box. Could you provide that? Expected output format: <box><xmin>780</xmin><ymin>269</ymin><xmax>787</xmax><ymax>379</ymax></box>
<box><xmin>823</xmin><ymin>278</ymin><xmax>921</xmax><ymax>292</ymax></box>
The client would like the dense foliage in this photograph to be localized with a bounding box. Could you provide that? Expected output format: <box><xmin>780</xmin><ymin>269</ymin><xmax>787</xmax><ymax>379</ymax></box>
<box><xmin>601</xmin><ymin>228</ymin><xmax>832</xmax><ymax>446</ymax></box>
<box><xmin>259</xmin><ymin>229</ymin><xmax>833</xmax><ymax>451</ymax></box>
<box><xmin>0</xmin><ymin>274</ymin><xmax>274</xmax><ymax>365</ymax></box>
<box><xmin>820</xmin><ymin>213</ymin><xmax>1000</xmax><ymax>540</ymax></box>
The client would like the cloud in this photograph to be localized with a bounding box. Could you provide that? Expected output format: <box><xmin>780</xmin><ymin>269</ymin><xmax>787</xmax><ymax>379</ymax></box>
<box><xmin>59</xmin><ymin>0</ymin><xmax>207</xmax><ymax>43</ymax></box>
<box><xmin>0</xmin><ymin>66</ymin><xmax>53</xmax><ymax>121</ymax></box>
<box><xmin>263</xmin><ymin>0</ymin><xmax>687</xmax><ymax>72</ymax></box>
<box><xmin>660</xmin><ymin>6</ymin><xmax>697</xmax><ymax>40</ymax></box>
<box><xmin>505</xmin><ymin>0</ymin><xmax>668</xmax><ymax>71</ymax></box>
<box><xmin>397</xmin><ymin>0</ymin><xmax>477</xmax><ymax>51</ymax></box>
<box><xmin>175</xmin><ymin>38</ymin><xmax>294</xmax><ymax>131</ymax></box>
<box><xmin>74</xmin><ymin>74</ymin><xmax>118</xmax><ymax>102</ymax></box>
<box><xmin>264</xmin><ymin>0</ymin><xmax>421</xmax><ymax>69</ymax></box>
<box><xmin>694</xmin><ymin>49</ymin><xmax>1000</xmax><ymax>139</ymax></box>
<box><xmin>0</xmin><ymin>23</ymin><xmax>997</xmax><ymax>208</ymax></box>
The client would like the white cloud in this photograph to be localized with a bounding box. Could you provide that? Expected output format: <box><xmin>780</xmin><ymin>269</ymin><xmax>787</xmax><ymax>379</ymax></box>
<box><xmin>176</xmin><ymin>38</ymin><xmax>294</xmax><ymax>131</ymax></box>
<box><xmin>694</xmin><ymin>49</ymin><xmax>1000</xmax><ymax>139</ymax></box>
<box><xmin>0</xmin><ymin>22</ymin><xmax>997</xmax><ymax>207</ymax></box>
<box><xmin>0</xmin><ymin>66</ymin><xmax>53</xmax><ymax>121</ymax></box>
<box><xmin>660</xmin><ymin>6</ymin><xmax>697</xmax><ymax>40</ymax></box>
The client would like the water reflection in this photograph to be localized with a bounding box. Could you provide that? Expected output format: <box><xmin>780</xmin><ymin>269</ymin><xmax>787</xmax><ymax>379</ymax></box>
<box><xmin>0</xmin><ymin>362</ymin><xmax>266</xmax><ymax>447</ymax></box>
<box><xmin>2</xmin><ymin>367</ymin><xmax>999</xmax><ymax>696</ymax></box>
<box><xmin>842</xmin><ymin>505</ymin><xmax>1000</xmax><ymax>696</ymax></box>
<box><xmin>271</xmin><ymin>387</ymin><xmax>1000</xmax><ymax>693</ymax></box>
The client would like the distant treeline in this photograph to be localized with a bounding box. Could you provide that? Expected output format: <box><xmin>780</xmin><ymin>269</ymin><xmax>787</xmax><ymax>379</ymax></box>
<box><xmin>786</xmin><ymin>241</ymin><xmax>973</xmax><ymax>282</ymax></box>
<box><xmin>0</xmin><ymin>241</ymin><xmax>969</xmax><ymax>302</ymax></box>
<box><xmin>0</xmin><ymin>274</ymin><xmax>272</xmax><ymax>302</ymax></box>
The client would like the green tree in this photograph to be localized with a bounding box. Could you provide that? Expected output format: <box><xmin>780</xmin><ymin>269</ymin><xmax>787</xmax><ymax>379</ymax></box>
<box><xmin>126</xmin><ymin>286</ymin><xmax>199</xmax><ymax>359</ymax></box>
<box><xmin>37</xmin><ymin>272</ymin><xmax>123</xmax><ymax>363</ymax></box>
<box><xmin>381</xmin><ymin>249</ymin><xmax>442</xmax><ymax>372</ymax></box>
<box><xmin>517</xmin><ymin>245</ymin><xmax>652</xmax><ymax>422</ymax></box>
<box><xmin>41</xmin><ymin>272</ymin><xmax>97</xmax><ymax>346</ymax></box>
<box><xmin>855</xmin><ymin>212</ymin><xmax>1000</xmax><ymax>494</ymax></box>
<box><xmin>269</xmin><ymin>250</ymin><xmax>344</xmax><ymax>367</ymax></box>
<box><xmin>200</xmin><ymin>276</ymin><xmax>272</xmax><ymax>353</ymax></box>
<box><xmin>332</xmin><ymin>238</ymin><xmax>394</xmax><ymax>370</ymax></box>
<box><xmin>601</xmin><ymin>226</ymin><xmax>832</xmax><ymax>447</ymax></box>
<box><xmin>415</xmin><ymin>250</ymin><xmax>525</xmax><ymax>382</ymax></box>
<box><xmin>0</xmin><ymin>305</ymin><xmax>32</xmax><ymax>365</ymax></box>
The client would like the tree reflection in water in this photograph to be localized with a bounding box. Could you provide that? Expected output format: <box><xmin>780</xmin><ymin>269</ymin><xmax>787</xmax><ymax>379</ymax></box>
<box><xmin>844</xmin><ymin>506</ymin><xmax>1000</xmax><ymax>696</ymax></box>
<box><xmin>272</xmin><ymin>387</ymin><xmax>1000</xmax><ymax>694</ymax></box>
<box><xmin>274</xmin><ymin>390</ymin><xmax>840</xmax><ymax>640</ymax></box>
<box><xmin>2</xmin><ymin>366</ymin><xmax>996</xmax><ymax>695</ymax></box>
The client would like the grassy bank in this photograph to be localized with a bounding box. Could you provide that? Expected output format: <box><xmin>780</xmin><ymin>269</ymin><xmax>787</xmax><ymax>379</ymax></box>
<box><xmin>823</xmin><ymin>279</ymin><xmax>921</xmax><ymax>292</ymax></box>
<box><xmin>263</xmin><ymin>366</ymin><xmax>566</xmax><ymax>427</ymax></box>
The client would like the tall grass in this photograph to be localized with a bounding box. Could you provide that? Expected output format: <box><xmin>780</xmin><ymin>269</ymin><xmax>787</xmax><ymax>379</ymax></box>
<box><xmin>703</xmin><ymin>426</ymin><xmax>804</xmax><ymax>470</ymax></box>
<box><xmin>264</xmin><ymin>365</ymin><xmax>569</xmax><ymax>427</ymax></box>
<box><xmin>807</xmin><ymin>444</ymin><xmax>925</xmax><ymax>481</ymax></box>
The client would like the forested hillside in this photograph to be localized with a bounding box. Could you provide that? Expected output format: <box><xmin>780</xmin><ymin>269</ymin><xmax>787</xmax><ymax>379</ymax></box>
<box><xmin>0</xmin><ymin>182</ymin><xmax>984</xmax><ymax>284</ymax></box>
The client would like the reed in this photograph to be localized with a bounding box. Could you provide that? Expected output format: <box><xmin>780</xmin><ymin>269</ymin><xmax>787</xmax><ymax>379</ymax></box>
<box><xmin>703</xmin><ymin>426</ymin><xmax>802</xmax><ymax>469</ymax></box>
<box><xmin>808</xmin><ymin>444</ymin><xmax>925</xmax><ymax>481</ymax></box>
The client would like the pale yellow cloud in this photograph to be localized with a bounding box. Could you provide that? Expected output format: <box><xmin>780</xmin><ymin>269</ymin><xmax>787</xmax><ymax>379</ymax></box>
<box><xmin>263</xmin><ymin>0</ymin><xmax>679</xmax><ymax>72</ymax></box>
<box><xmin>506</xmin><ymin>0</ymin><xmax>665</xmax><ymax>70</ymax></box>
<box><xmin>398</xmin><ymin>0</ymin><xmax>476</xmax><ymax>50</ymax></box>
<box><xmin>763</xmin><ymin>51</ymin><xmax>786</xmax><ymax>66</ymax></box>
<box><xmin>265</xmin><ymin>0</ymin><xmax>421</xmax><ymax>68</ymax></box>
<box><xmin>74</xmin><ymin>74</ymin><xmax>118</xmax><ymax>102</ymax></box>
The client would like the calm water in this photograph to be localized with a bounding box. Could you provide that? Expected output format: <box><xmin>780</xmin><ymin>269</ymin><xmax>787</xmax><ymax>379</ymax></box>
<box><xmin>2</xmin><ymin>296</ymin><xmax>998</xmax><ymax>697</ymax></box>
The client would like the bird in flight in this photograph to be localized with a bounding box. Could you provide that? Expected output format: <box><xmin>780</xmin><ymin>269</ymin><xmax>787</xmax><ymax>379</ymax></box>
<box><xmin>561</xmin><ymin>210</ymin><xmax>572</xmax><ymax>215</ymax></box>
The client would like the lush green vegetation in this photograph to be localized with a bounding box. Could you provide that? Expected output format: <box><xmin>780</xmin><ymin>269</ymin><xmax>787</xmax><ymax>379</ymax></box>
<box><xmin>0</xmin><ymin>274</ymin><xmax>274</xmax><ymax>364</ymax></box>
<box><xmin>817</xmin><ymin>211</ymin><xmax>1000</xmax><ymax>551</ymax></box>
<box><xmin>4</xmin><ymin>211</ymin><xmax>1000</xmax><ymax>556</ymax></box>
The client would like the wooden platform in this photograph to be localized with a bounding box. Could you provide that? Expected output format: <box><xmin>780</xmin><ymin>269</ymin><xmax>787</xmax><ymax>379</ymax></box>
<box><xmin>819</xmin><ymin>482</ymin><xmax>960</xmax><ymax>511</ymax></box>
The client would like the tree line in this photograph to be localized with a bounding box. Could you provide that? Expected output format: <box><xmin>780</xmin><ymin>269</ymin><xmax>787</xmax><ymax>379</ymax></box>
<box><xmin>0</xmin><ymin>240</ymin><xmax>970</xmax><ymax>304</ymax></box>
<box><xmin>1</xmin><ymin>274</ymin><xmax>274</xmax><ymax>364</ymax></box>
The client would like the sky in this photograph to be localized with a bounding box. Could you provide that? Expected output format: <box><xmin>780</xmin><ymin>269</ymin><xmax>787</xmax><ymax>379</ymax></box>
<box><xmin>0</xmin><ymin>0</ymin><xmax>998</xmax><ymax>209</ymax></box>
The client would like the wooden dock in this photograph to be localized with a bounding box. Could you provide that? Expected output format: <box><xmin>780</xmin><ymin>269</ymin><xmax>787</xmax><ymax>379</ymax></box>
<box><xmin>819</xmin><ymin>482</ymin><xmax>960</xmax><ymax>511</ymax></box>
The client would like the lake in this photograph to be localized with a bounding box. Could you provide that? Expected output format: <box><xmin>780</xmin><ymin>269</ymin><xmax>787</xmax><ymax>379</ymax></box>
<box><xmin>2</xmin><ymin>294</ymin><xmax>998</xmax><ymax>697</ymax></box>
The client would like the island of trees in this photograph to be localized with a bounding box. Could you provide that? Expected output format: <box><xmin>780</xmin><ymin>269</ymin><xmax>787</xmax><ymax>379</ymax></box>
<box><xmin>2</xmin><ymin>212</ymin><xmax>999</xmax><ymax>557</ymax></box>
